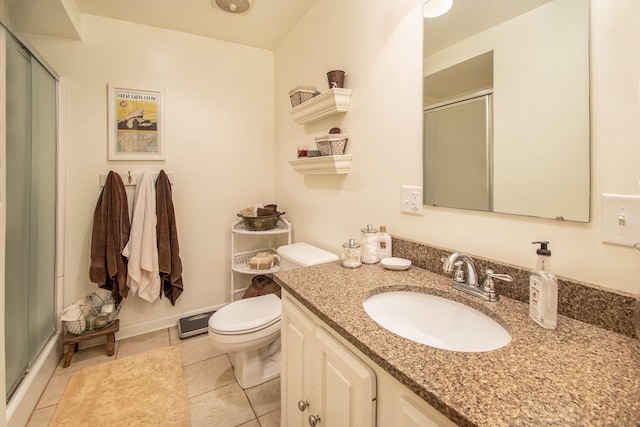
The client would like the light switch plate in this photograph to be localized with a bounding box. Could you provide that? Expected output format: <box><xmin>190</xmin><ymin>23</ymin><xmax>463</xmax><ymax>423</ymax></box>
<box><xmin>401</xmin><ymin>185</ymin><xmax>424</xmax><ymax>215</ymax></box>
<box><xmin>601</xmin><ymin>193</ymin><xmax>640</xmax><ymax>246</ymax></box>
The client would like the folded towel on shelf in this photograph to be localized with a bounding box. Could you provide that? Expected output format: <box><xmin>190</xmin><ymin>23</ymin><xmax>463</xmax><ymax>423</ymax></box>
<box><xmin>89</xmin><ymin>171</ymin><xmax>131</xmax><ymax>301</ymax></box>
<box><xmin>123</xmin><ymin>171</ymin><xmax>161</xmax><ymax>303</ymax></box>
<box><xmin>156</xmin><ymin>170</ymin><xmax>184</xmax><ymax>305</ymax></box>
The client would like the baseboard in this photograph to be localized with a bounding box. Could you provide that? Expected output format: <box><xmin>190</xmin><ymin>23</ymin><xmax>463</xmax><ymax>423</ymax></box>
<box><xmin>117</xmin><ymin>304</ymin><xmax>225</xmax><ymax>340</ymax></box>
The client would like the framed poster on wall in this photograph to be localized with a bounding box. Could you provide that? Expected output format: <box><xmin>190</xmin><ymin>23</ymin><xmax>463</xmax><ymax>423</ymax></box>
<box><xmin>108</xmin><ymin>84</ymin><xmax>165</xmax><ymax>160</ymax></box>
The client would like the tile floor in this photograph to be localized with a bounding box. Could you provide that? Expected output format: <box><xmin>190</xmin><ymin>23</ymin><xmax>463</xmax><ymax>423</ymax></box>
<box><xmin>26</xmin><ymin>327</ymin><xmax>281</xmax><ymax>427</ymax></box>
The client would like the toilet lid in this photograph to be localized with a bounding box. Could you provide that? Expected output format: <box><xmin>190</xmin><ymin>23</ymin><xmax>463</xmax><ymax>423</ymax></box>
<box><xmin>277</xmin><ymin>243</ymin><xmax>339</xmax><ymax>267</ymax></box>
<box><xmin>209</xmin><ymin>294</ymin><xmax>281</xmax><ymax>334</ymax></box>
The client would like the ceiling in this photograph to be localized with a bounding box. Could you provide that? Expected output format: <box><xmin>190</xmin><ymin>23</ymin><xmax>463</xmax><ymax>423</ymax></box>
<box><xmin>9</xmin><ymin>0</ymin><xmax>320</xmax><ymax>51</ymax></box>
<box><xmin>8</xmin><ymin>0</ymin><xmax>556</xmax><ymax>54</ymax></box>
<box><xmin>424</xmin><ymin>0</ymin><xmax>554</xmax><ymax>55</ymax></box>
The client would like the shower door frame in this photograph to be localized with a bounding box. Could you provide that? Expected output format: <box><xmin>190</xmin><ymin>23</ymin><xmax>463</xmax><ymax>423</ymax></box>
<box><xmin>1</xmin><ymin>24</ymin><xmax>66</xmax><ymax>426</ymax></box>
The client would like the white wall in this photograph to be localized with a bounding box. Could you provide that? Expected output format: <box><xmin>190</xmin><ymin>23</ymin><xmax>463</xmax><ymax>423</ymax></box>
<box><xmin>24</xmin><ymin>14</ymin><xmax>276</xmax><ymax>334</ymax></box>
<box><xmin>274</xmin><ymin>0</ymin><xmax>640</xmax><ymax>296</ymax></box>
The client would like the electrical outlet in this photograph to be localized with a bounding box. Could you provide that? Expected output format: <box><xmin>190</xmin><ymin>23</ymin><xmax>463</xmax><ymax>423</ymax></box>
<box><xmin>401</xmin><ymin>185</ymin><xmax>424</xmax><ymax>215</ymax></box>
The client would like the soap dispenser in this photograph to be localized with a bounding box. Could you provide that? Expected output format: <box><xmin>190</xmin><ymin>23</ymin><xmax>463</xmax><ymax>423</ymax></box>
<box><xmin>529</xmin><ymin>241</ymin><xmax>558</xmax><ymax>329</ymax></box>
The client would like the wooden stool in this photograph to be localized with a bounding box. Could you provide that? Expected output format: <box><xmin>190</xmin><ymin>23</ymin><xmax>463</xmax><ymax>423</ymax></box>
<box><xmin>63</xmin><ymin>319</ymin><xmax>119</xmax><ymax>368</ymax></box>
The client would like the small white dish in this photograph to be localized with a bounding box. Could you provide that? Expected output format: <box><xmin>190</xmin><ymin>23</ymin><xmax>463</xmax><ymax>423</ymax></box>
<box><xmin>381</xmin><ymin>257</ymin><xmax>411</xmax><ymax>271</ymax></box>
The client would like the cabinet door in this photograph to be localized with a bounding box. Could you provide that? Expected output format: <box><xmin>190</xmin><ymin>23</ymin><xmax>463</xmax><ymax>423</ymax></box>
<box><xmin>281</xmin><ymin>297</ymin><xmax>316</xmax><ymax>427</ymax></box>
<box><xmin>314</xmin><ymin>327</ymin><xmax>376</xmax><ymax>427</ymax></box>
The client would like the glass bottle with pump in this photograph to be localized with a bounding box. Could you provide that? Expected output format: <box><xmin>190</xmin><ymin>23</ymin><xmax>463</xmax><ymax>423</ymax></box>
<box><xmin>529</xmin><ymin>241</ymin><xmax>558</xmax><ymax>329</ymax></box>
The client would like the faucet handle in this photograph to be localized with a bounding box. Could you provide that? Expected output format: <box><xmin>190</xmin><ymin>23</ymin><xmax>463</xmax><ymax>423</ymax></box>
<box><xmin>441</xmin><ymin>256</ymin><xmax>452</xmax><ymax>272</ymax></box>
<box><xmin>482</xmin><ymin>269</ymin><xmax>513</xmax><ymax>293</ymax></box>
<box><xmin>452</xmin><ymin>261</ymin><xmax>466</xmax><ymax>283</ymax></box>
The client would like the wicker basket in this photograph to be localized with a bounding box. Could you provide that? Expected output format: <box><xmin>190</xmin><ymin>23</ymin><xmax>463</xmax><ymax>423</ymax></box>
<box><xmin>289</xmin><ymin>86</ymin><xmax>316</xmax><ymax>107</ymax></box>
<box><xmin>315</xmin><ymin>134</ymin><xmax>349</xmax><ymax>156</ymax></box>
<box><xmin>63</xmin><ymin>292</ymin><xmax>122</xmax><ymax>335</ymax></box>
<box><xmin>66</xmin><ymin>318</ymin><xmax>86</xmax><ymax>335</ymax></box>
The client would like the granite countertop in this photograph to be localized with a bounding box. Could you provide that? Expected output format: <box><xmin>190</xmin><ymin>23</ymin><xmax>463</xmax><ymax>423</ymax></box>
<box><xmin>274</xmin><ymin>261</ymin><xmax>640</xmax><ymax>427</ymax></box>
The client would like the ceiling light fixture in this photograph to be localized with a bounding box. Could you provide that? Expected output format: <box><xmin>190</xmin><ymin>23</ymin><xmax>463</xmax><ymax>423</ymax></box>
<box><xmin>212</xmin><ymin>0</ymin><xmax>254</xmax><ymax>15</ymax></box>
<box><xmin>423</xmin><ymin>0</ymin><xmax>453</xmax><ymax>18</ymax></box>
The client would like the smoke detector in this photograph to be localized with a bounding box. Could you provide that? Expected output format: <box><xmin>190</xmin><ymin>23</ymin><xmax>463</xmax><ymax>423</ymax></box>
<box><xmin>212</xmin><ymin>0</ymin><xmax>254</xmax><ymax>14</ymax></box>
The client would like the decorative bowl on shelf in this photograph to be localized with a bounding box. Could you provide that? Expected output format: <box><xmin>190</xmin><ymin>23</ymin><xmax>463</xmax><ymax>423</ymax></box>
<box><xmin>237</xmin><ymin>212</ymin><xmax>285</xmax><ymax>231</ymax></box>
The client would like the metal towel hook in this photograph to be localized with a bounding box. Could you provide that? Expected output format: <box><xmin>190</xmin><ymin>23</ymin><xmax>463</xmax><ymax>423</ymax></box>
<box><xmin>127</xmin><ymin>171</ymin><xmax>132</xmax><ymax>184</ymax></box>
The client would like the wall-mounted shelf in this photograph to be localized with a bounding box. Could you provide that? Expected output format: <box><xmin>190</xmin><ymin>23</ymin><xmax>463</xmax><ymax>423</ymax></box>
<box><xmin>289</xmin><ymin>155</ymin><xmax>352</xmax><ymax>175</ymax></box>
<box><xmin>289</xmin><ymin>88</ymin><xmax>352</xmax><ymax>125</ymax></box>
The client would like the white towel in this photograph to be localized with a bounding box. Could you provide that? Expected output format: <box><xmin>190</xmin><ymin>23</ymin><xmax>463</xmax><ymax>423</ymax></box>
<box><xmin>122</xmin><ymin>171</ymin><xmax>160</xmax><ymax>303</ymax></box>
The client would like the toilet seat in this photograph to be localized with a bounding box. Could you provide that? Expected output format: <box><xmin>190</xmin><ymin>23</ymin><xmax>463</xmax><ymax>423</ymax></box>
<box><xmin>209</xmin><ymin>294</ymin><xmax>281</xmax><ymax>335</ymax></box>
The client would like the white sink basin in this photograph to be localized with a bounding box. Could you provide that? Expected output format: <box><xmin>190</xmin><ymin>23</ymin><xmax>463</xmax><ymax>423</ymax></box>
<box><xmin>363</xmin><ymin>291</ymin><xmax>511</xmax><ymax>352</ymax></box>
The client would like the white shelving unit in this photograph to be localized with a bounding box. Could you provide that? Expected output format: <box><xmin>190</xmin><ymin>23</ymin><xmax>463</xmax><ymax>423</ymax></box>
<box><xmin>230</xmin><ymin>218</ymin><xmax>291</xmax><ymax>301</ymax></box>
<box><xmin>288</xmin><ymin>88</ymin><xmax>354</xmax><ymax>174</ymax></box>
<box><xmin>288</xmin><ymin>88</ymin><xmax>352</xmax><ymax>125</ymax></box>
<box><xmin>289</xmin><ymin>154</ymin><xmax>353</xmax><ymax>175</ymax></box>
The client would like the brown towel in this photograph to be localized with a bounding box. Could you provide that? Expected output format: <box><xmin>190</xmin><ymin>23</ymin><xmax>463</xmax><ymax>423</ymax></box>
<box><xmin>156</xmin><ymin>170</ymin><xmax>184</xmax><ymax>305</ymax></box>
<box><xmin>89</xmin><ymin>171</ymin><xmax>131</xmax><ymax>301</ymax></box>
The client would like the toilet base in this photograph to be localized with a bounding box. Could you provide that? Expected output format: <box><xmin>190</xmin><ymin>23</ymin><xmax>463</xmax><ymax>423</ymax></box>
<box><xmin>231</xmin><ymin>336</ymin><xmax>281</xmax><ymax>389</ymax></box>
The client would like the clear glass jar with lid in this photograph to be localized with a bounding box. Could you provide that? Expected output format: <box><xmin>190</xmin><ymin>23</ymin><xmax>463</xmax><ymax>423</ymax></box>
<box><xmin>361</xmin><ymin>224</ymin><xmax>380</xmax><ymax>264</ymax></box>
<box><xmin>342</xmin><ymin>239</ymin><xmax>362</xmax><ymax>268</ymax></box>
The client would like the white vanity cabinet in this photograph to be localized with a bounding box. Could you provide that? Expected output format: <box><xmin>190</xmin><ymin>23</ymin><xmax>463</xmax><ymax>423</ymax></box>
<box><xmin>282</xmin><ymin>294</ymin><xmax>376</xmax><ymax>427</ymax></box>
<box><xmin>281</xmin><ymin>291</ymin><xmax>456</xmax><ymax>427</ymax></box>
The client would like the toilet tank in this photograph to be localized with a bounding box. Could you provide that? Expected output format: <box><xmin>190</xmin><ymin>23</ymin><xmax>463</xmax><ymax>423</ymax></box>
<box><xmin>277</xmin><ymin>243</ymin><xmax>339</xmax><ymax>271</ymax></box>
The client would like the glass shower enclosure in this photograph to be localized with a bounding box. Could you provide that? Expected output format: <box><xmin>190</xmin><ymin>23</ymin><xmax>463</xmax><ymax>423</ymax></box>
<box><xmin>4</xmin><ymin>32</ymin><xmax>58</xmax><ymax>402</ymax></box>
<box><xmin>423</xmin><ymin>93</ymin><xmax>493</xmax><ymax>212</ymax></box>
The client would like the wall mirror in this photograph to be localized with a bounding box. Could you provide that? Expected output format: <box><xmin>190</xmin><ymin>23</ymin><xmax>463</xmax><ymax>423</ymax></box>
<box><xmin>422</xmin><ymin>0</ymin><xmax>590</xmax><ymax>222</ymax></box>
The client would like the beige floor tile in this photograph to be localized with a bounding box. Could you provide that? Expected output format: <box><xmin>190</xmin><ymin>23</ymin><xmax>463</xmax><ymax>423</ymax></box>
<box><xmin>169</xmin><ymin>325</ymin><xmax>181</xmax><ymax>345</ymax></box>
<box><xmin>27</xmin><ymin>326</ymin><xmax>284</xmax><ymax>426</ymax></box>
<box><xmin>26</xmin><ymin>405</ymin><xmax>57</xmax><ymax>427</ymax></box>
<box><xmin>183</xmin><ymin>354</ymin><xmax>235</xmax><ymax>398</ymax></box>
<box><xmin>258</xmin><ymin>409</ymin><xmax>281</xmax><ymax>427</ymax></box>
<box><xmin>35</xmin><ymin>371</ymin><xmax>75</xmax><ymax>409</ymax></box>
<box><xmin>245</xmin><ymin>378</ymin><xmax>281</xmax><ymax>417</ymax></box>
<box><xmin>116</xmin><ymin>328</ymin><xmax>170</xmax><ymax>359</ymax></box>
<box><xmin>54</xmin><ymin>342</ymin><xmax>118</xmax><ymax>375</ymax></box>
<box><xmin>177</xmin><ymin>333</ymin><xmax>225</xmax><ymax>366</ymax></box>
<box><xmin>188</xmin><ymin>382</ymin><xmax>256</xmax><ymax>427</ymax></box>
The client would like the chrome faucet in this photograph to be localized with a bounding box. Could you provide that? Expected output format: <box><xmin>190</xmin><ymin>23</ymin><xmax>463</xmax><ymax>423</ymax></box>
<box><xmin>442</xmin><ymin>253</ymin><xmax>512</xmax><ymax>302</ymax></box>
<box><xmin>442</xmin><ymin>253</ymin><xmax>479</xmax><ymax>286</ymax></box>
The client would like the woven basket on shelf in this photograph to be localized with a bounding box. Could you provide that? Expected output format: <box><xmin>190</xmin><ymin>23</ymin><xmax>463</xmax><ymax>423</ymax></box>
<box><xmin>289</xmin><ymin>86</ymin><xmax>316</xmax><ymax>107</ymax></box>
<box><xmin>315</xmin><ymin>134</ymin><xmax>348</xmax><ymax>156</ymax></box>
<box><xmin>63</xmin><ymin>292</ymin><xmax>122</xmax><ymax>335</ymax></box>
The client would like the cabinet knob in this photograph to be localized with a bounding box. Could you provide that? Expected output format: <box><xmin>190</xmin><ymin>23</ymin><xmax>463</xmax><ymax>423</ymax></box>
<box><xmin>298</xmin><ymin>400</ymin><xmax>309</xmax><ymax>412</ymax></box>
<box><xmin>308</xmin><ymin>415</ymin><xmax>321</xmax><ymax>426</ymax></box>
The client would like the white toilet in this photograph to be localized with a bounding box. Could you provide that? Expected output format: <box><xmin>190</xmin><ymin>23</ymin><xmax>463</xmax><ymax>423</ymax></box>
<box><xmin>208</xmin><ymin>242</ymin><xmax>339</xmax><ymax>389</ymax></box>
